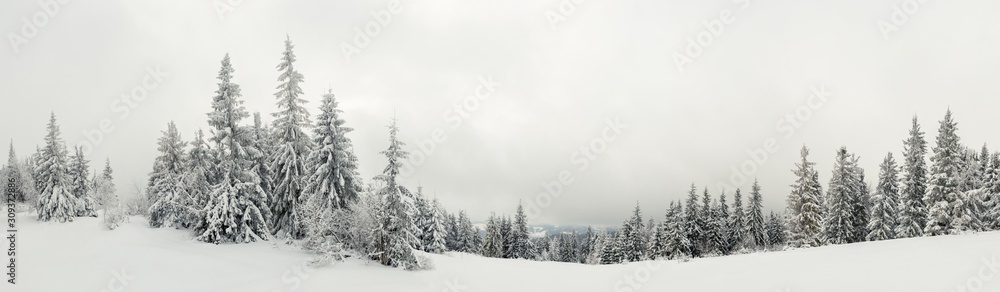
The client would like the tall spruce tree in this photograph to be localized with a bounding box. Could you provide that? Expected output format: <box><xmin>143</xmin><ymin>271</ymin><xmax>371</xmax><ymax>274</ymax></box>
<box><xmin>304</xmin><ymin>90</ymin><xmax>362</xmax><ymax>213</ymax></box>
<box><xmin>196</xmin><ymin>54</ymin><xmax>273</xmax><ymax>244</ymax></box>
<box><xmin>683</xmin><ymin>184</ymin><xmax>702</xmax><ymax>256</ymax></box>
<box><xmin>148</xmin><ymin>122</ymin><xmax>194</xmax><ymax>228</ymax></box>
<box><xmin>824</xmin><ymin>147</ymin><xmax>857</xmax><ymax>244</ymax></box>
<box><xmin>787</xmin><ymin>146</ymin><xmax>823</xmax><ymax>248</ymax></box>
<box><xmin>699</xmin><ymin>188</ymin><xmax>716</xmax><ymax>254</ymax></box>
<box><xmin>745</xmin><ymin>180</ymin><xmax>767</xmax><ymax>250</ymax></box>
<box><xmin>850</xmin><ymin>155</ymin><xmax>870</xmax><ymax>242</ymax></box>
<box><xmin>897</xmin><ymin>116</ymin><xmax>928</xmax><ymax>238</ymax></box>
<box><xmin>729</xmin><ymin>189</ymin><xmax>746</xmax><ymax>251</ymax></box>
<box><xmin>511</xmin><ymin>202</ymin><xmax>532</xmax><ymax>259</ymax></box>
<box><xmin>68</xmin><ymin>146</ymin><xmax>95</xmax><ymax>217</ymax></box>
<box><xmin>36</xmin><ymin>113</ymin><xmax>76</xmax><ymax>222</ymax></box>
<box><xmin>924</xmin><ymin>110</ymin><xmax>962</xmax><ymax>236</ymax></box>
<box><xmin>370</xmin><ymin>117</ymin><xmax>420</xmax><ymax>269</ymax></box>
<box><xmin>269</xmin><ymin>36</ymin><xmax>313</xmax><ymax>239</ymax></box>
<box><xmin>713</xmin><ymin>191</ymin><xmax>734</xmax><ymax>254</ymax></box>
<box><xmin>867</xmin><ymin>153</ymin><xmax>900</xmax><ymax>241</ymax></box>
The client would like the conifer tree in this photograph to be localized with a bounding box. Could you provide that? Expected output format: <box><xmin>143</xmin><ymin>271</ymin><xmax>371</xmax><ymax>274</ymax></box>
<box><xmin>370</xmin><ymin>117</ymin><xmax>421</xmax><ymax>269</ymax></box>
<box><xmin>68</xmin><ymin>146</ymin><xmax>96</xmax><ymax>217</ymax></box>
<box><xmin>765</xmin><ymin>211</ymin><xmax>786</xmax><ymax>248</ymax></box>
<box><xmin>148</xmin><ymin>122</ymin><xmax>193</xmax><ymax>228</ymax></box>
<box><xmin>824</xmin><ymin>147</ymin><xmax>857</xmax><ymax>245</ymax></box>
<box><xmin>897</xmin><ymin>116</ymin><xmax>929</xmax><ymax>238</ymax></box>
<box><xmin>304</xmin><ymin>90</ymin><xmax>362</xmax><ymax>213</ymax></box>
<box><xmin>197</xmin><ymin>54</ymin><xmax>273</xmax><ymax>244</ymax></box>
<box><xmin>925</xmin><ymin>110</ymin><xmax>962</xmax><ymax>236</ymax></box>
<box><xmin>664</xmin><ymin>201</ymin><xmax>691</xmax><ymax>259</ymax></box>
<box><xmin>699</xmin><ymin>188</ymin><xmax>716</xmax><ymax>254</ymax></box>
<box><xmin>745</xmin><ymin>179</ymin><xmax>767</xmax><ymax>250</ymax></box>
<box><xmin>787</xmin><ymin>146</ymin><xmax>823</xmax><ymax>248</ymax></box>
<box><xmin>511</xmin><ymin>202</ymin><xmax>532</xmax><ymax>259</ymax></box>
<box><xmin>269</xmin><ymin>36</ymin><xmax>313</xmax><ymax>239</ymax></box>
<box><xmin>713</xmin><ymin>191</ymin><xmax>734</xmax><ymax>254</ymax></box>
<box><xmin>683</xmin><ymin>184</ymin><xmax>702</xmax><ymax>256</ymax></box>
<box><xmin>867</xmin><ymin>153</ymin><xmax>899</xmax><ymax>241</ymax></box>
<box><xmin>36</xmin><ymin>113</ymin><xmax>76</xmax><ymax>222</ymax></box>
<box><xmin>729</xmin><ymin>189</ymin><xmax>746</xmax><ymax>251</ymax></box>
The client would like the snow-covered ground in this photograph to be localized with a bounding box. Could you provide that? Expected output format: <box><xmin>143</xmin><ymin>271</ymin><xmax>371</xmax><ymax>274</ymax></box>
<box><xmin>14</xmin><ymin>213</ymin><xmax>1000</xmax><ymax>292</ymax></box>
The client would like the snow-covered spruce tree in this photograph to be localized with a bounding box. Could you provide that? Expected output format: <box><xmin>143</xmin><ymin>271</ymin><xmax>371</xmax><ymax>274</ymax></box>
<box><xmin>304</xmin><ymin>90</ymin><xmax>362</xmax><ymax>216</ymax></box>
<box><xmin>601</xmin><ymin>230</ymin><xmax>623</xmax><ymax>264</ymax></box>
<box><xmin>196</xmin><ymin>54</ymin><xmax>273</xmax><ymax>244</ymax></box>
<box><xmin>511</xmin><ymin>202</ymin><xmax>533</xmax><ymax>259</ymax></box>
<box><xmin>444</xmin><ymin>212</ymin><xmax>459</xmax><ymax>251</ymax></box>
<box><xmin>456</xmin><ymin>210</ymin><xmax>476</xmax><ymax>253</ymax></box>
<box><xmin>729</xmin><ymin>189</ymin><xmax>746</xmax><ymax>251</ymax></box>
<box><xmin>699</xmin><ymin>188</ymin><xmax>717</xmax><ymax>254</ymax></box>
<box><xmin>664</xmin><ymin>201</ymin><xmax>691</xmax><ymax>259</ymax></box>
<box><xmin>370</xmin><ymin>117</ymin><xmax>423</xmax><ymax>269</ymax></box>
<box><xmin>924</xmin><ymin>110</ymin><xmax>963</xmax><ymax>236</ymax></box>
<box><xmin>185</xmin><ymin>129</ymin><xmax>213</xmax><ymax>218</ymax></box>
<box><xmin>250</xmin><ymin>112</ymin><xmax>275</xmax><ymax>205</ymax></box>
<box><xmin>36</xmin><ymin>113</ymin><xmax>76</xmax><ymax>222</ymax></box>
<box><xmin>713</xmin><ymin>191</ymin><xmax>733</xmax><ymax>255</ymax></box>
<box><xmin>500</xmin><ymin>216</ymin><xmax>514</xmax><ymax>258</ymax></box>
<box><xmin>482</xmin><ymin>214</ymin><xmax>503</xmax><ymax>258</ymax></box>
<box><xmin>896</xmin><ymin>116</ymin><xmax>929</xmax><ymax>238</ymax></box>
<box><xmin>622</xmin><ymin>203</ymin><xmax>645</xmax><ymax>262</ymax></box>
<box><xmin>423</xmin><ymin>198</ymin><xmax>449</xmax><ymax>253</ymax></box>
<box><xmin>787</xmin><ymin>146</ymin><xmax>823</xmax><ymax>248</ymax></box>
<box><xmin>586</xmin><ymin>228</ymin><xmax>608</xmax><ymax>264</ymax></box>
<box><xmin>68</xmin><ymin>146</ymin><xmax>96</xmax><ymax>217</ymax></box>
<box><xmin>950</xmin><ymin>148</ymin><xmax>982</xmax><ymax>232</ymax></box>
<box><xmin>683</xmin><ymin>184</ymin><xmax>702</xmax><ymax>256</ymax></box>
<box><xmin>745</xmin><ymin>179</ymin><xmax>767</xmax><ymax>250</ymax></box>
<box><xmin>148</xmin><ymin>122</ymin><xmax>194</xmax><ymax>228</ymax></box>
<box><xmin>985</xmin><ymin>153</ymin><xmax>1000</xmax><ymax>230</ymax></box>
<box><xmin>849</xmin><ymin>155</ymin><xmax>870</xmax><ymax>243</ymax></box>
<box><xmin>269</xmin><ymin>36</ymin><xmax>312</xmax><ymax>239</ymax></box>
<box><xmin>765</xmin><ymin>211</ymin><xmax>786</xmax><ymax>249</ymax></box>
<box><xmin>867</xmin><ymin>153</ymin><xmax>900</xmax><ymax>241</ymax></box>
<box><xmin>91</xmin><ymin>159</ymin><xmax>118</xmax><ymax>210</ymax></box>
<box><xmin>824</xmin><ymin>147</ymin><xmax>858</xmax><ymax>245</ymax></box>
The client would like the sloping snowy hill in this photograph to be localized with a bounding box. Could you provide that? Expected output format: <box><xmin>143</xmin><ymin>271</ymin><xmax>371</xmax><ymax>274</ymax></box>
<box><xmin>14</xmin><ymin>214</ymin><xmax>999</xmax><ymax>292</ymax></box>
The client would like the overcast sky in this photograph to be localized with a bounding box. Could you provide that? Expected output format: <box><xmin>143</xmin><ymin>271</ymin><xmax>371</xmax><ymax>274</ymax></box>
<box><xmin>3</xmin><ymin>0</ymin><xmax>1000</xmax><ymax>226</ymax></box>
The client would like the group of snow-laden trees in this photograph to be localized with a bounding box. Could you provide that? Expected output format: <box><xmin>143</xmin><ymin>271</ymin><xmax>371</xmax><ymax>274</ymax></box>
<box><xmin>143</xmin><ymin>36</ymin><xmax>479</xmax><ymax>270</ymax></box>
<box><xmin>785</xmin><ymin>110</ymin><xmax>1000</xmax><ymax>249</ymax></box>
<box><xmin>498</xmin><ymin>110</ymin><xmax>999</xmax><ymax>266</ymax></box>
<box><xmin>515</xmin><ymin>180</ymin><xmax>783</xmax><ymax>265</ymax></box>
<box><xmin>7</xmin><ymin>115</ymin><xmax>120</xmax><ymax>225</ymax></box>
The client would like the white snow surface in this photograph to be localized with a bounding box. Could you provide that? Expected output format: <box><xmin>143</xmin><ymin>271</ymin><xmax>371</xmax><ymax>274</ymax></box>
<box><xmin>13</xmin><ymin>213</ymin><xmax>1000</xmax><ymax>292</ymax></box>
